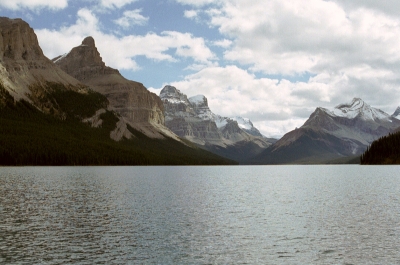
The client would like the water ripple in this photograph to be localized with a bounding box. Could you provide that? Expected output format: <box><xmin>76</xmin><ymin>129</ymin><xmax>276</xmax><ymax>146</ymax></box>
<box><xmin>0</xmin><ymin>165</ymin><xmax>400</xmax><ymax>264</ymax></box>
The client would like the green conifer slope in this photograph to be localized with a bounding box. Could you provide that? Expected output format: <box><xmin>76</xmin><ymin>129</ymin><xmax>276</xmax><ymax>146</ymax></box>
<box><xmin>0</xmin><ymin>84</ymin><xmax>236</xmax><ymax>166</ymax></box>
<box><xmin>361</xmin><ymin>131</ymin><xmax>400</xmax><ymax>165</ymax></box>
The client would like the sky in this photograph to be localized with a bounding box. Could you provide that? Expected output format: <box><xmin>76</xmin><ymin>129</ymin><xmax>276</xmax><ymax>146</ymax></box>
<box><xmin>2</xmin><ymin>0</ymin><xmax>400</xmax><ymax>137</ymax></box>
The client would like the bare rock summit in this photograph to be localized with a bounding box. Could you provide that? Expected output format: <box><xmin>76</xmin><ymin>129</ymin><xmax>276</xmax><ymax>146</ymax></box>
<box><xmin>54</xmin><ymin>37</ymin><xmax>178</xmax><ymax>140</ymax></box>
<box><xmin>0</xmin><ymin>17</ymin><xmax>81</xmax><ymax>102</ymax></box>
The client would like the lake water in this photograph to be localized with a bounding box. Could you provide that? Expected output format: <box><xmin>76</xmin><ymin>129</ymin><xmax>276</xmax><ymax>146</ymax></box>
<box><xmin>0</xmin><ymin>165</ymin><xmax>399</xmax><ymax>264</ymax></box>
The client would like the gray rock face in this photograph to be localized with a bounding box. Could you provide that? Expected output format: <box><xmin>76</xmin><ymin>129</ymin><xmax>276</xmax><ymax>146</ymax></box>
<box><xmin>392</xmin><ymin>106</ymin><xmax>400</xmax><ymax>118</ymax></box>
<box><xmin>53</xmin><ymin>37</ymin><xmax>177</xmax><ymax>140</ymax></box>
<box><xmin>159</xmin><ymin>85</ymin><xmax>273</xmax><ymax>162</ymax></box>
<box><xmin>160</xmin><ymin>85</ymin><xmax>223</xmax><ymax>144</ymax></box>
<box><xmin>253</xmin><ymin>98</ymin><xmax>400</xmax><ymax>164</ymax></box>
<box><xmin>53</xmin><ymin>36</ymin><xmax>119</xmax><ymax>81</ymax></box>
<box><xmin>0</xmin><ymin>17</ymin><xmax>82</xmax><ymax>103</ymax></box>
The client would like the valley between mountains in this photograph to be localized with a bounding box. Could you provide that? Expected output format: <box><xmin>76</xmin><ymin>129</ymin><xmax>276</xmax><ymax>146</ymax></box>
<box><xmin>1</xmin><ymin>17</ymin><xmax>399</xmax><ymax>165</ymax></box>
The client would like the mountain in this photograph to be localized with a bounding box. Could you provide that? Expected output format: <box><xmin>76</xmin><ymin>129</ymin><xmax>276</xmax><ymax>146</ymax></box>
<box><xmin>53</xmin><ymin>36</ymin><xmax>177</xmax><ymax>141</ymax></box>
<box><xmin>159</xmin><ymin>85</ymin><xmax>274</xmax><ymax>162</ymax></box>
<box><xmin>251</xmin><ymin>98</ymin><xmax>400</xmax><ymax>164</ymax></box>
<box><xmin>231</xmin><ymin>116</ymin><xmax>269</xmax><ymax>138</ymax></box>
<box><xmin>0</xmin><ymin>17</ymin><xmax>235</xmax><ymax>165</ymax></box>
<box><xmin>0</xmin><ymin>17</ymin><xmax>85</xmax><ymax>111</ymax></box>
<box><xmin>392</xmin><ymin>106</ymin><xmax>400</xmax><ymax>118</ymax></box>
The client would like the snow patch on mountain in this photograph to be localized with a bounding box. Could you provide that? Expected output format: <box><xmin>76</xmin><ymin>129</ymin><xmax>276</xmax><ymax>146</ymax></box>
<box><xmin>232</xmin><ymin>116</ymin><xmax>252</xmax><ymax>130</ymax></box>
<box><xmin>188</xmin><ymin>95</ymin><xmax>215</xmax><ymax>120</ymax></box>
<box><xmin>188</xmin><ymin>95</ymin><xmax>206</xmax><ymax>105</ymax></box>
<box><xmin>330</xmin><ymin>98</ymin><xmax>391</xmax><ymax>121</ymax></box>
<box><xmin>212</xmin><ymin>115</ymin><xmax>229</xmax><ymax>128</ymax></box>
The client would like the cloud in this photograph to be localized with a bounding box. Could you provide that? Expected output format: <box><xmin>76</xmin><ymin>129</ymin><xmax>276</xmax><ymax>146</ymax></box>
<box><xmin>36</xmin><ymin>8</ymin><xmax>216</xmax><ymax>72</ymax></box>
<box><xmin>176</xmin><ymin>0</ymin><xmax>220</xmax><ymax>7</ymax></box>
<box><xmin>167</xmin><ymin>0</ymin><xmax>400</xmax><ymax>136</ymax></box>
<box><xmin>0</xmin><ymin>0</ymin><xmax>68</xmax><ymax>10</ymax></box>
<box><xmin>184</xmin><ymin>10</ymin><xmax>198</xmax><ymax>19</ymax></box>
<box><xmin>159</xmin><ymin>65</ymin><xmax>325</xmax><ymax>137</ymax></box>
<box><xmin>333</xmin><ymin>0</ymin><xmax>400</xmax><ymax>17</ymax></box>
<box><xmin>100</xmin><ymin>0</ymin><xmax>138</xmax><ymax>9</ymax></box>
<box><xmin>114</xmin><ymin>9</ymin><xmax>148</xmax><ymax>28</ymax></box>
<box><xmin>213</xmin><ymin>39</ymin><xmax>232</xmax><ymax>48</ymax></box>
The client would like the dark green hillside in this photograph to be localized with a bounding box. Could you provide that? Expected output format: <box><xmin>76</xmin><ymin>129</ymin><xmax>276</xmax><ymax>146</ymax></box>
<box><xmin>361</xmin><ymin>132</ymin><xmax>400</xmax><ymax>165</ymax></box>
<box><xmin>0</xmin><ymin>86</ymin><xmax>235</xmax><ymax>166</ymax></box>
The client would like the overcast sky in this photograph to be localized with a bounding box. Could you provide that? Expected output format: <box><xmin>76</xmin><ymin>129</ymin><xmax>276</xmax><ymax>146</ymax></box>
<box><xmin>2</xmin><ymin>0</ymin><xmax>400</xmax><ymax>137</ymax></box>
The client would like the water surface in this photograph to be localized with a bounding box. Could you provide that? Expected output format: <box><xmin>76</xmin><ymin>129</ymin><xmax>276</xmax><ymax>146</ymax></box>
<box><xmin>1</xmin><ymin>165</ymin><xmax>399</xmax><ymax>264</ymax></box>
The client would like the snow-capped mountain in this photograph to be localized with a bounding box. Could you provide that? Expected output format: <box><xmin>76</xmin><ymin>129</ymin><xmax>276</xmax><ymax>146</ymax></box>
<box><xmin>251</xmin><ymin>98</ymin><xmax>400</xmax><ymax>164</ymax></box>
<box><xmin>159</xmin><ymin>85</ymin><xmax>274</xmax><ymax>162</ymax></box>
<box><xmin>232</xmin><ymin>116</ymin><xmax>264</xmax><ymax>137</ymax></box>
<box><xmin>327</xmin><ymin>98</ymin><xmax>392</xmax><ymax>121</ymax></box>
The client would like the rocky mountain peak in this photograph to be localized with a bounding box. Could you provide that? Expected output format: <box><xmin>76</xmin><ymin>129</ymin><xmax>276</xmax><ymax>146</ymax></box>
<box><xmin>335</xmin><ymin>98</ymin><xmax>366</xmax><ymax>113</ymax></box>
<box><xmin>232</xmin><ymin>116</ymin><xmax>264</xmax><ymax>137</ymax></box>
<box><xmin>392</xmin><ymin>106</ymin><xmax>400</xmax><ymax>118</ymax></box>
<box><xmin>160</xmin><ymin>85</ymin><xmax>178</xmax><ymax>94</ymax></box>
<box><xmin>188</xmin><ymin>95</ymin><xmax>208</xmax><ymax>106</ymax></box>
<box><xmin>0</xmin><ymin>17</ymin><xmax>44</xmax><ymax>62</ymax></box>
<box><xmin>0</xmin><ymin>17</ymin><xmax>81</xmax><ymax>102</ymax></box>
<box><xmin>82</xmin><ymin>36</ymin><xmax>95</xmax><ymax>47</ymax></box>
<box><xmin>53</xmin><ymin>36</ymin><xmax>118</xmax><ymax>81</ymax></box>
<box><xmin>53</xmin><ymin>37</ymin><xmax>174</xmax><ymax>140</ymax></box>
<box><xmin>159</xmin><ymin>85</ymin><xmax>188</xmax><ymax>104</ymax></box>
<box><xmin>332</xmin><ymin>98</ymin><xmax>390</xmax><ymax>121</ymax></box>
<box><xmin>159</xmin><ymin>85</ymin><xmax>274</xmax><ymax>161</ymax></box>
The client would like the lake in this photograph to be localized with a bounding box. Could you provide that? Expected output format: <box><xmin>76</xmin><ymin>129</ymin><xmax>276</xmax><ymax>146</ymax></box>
<box><xmin>1</xmin><ymin>165</ymin><xmax>399</xmax><ymax>264</ymax></box>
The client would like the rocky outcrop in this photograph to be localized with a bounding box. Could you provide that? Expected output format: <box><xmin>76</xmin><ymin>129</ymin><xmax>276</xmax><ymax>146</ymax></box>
<box><xmin>53</xmin><ymin>37</ymin><xmax>177</xmax><ymax>140</ymax></box>
<box><xmin>252</xmin><ymin>98</ymin><xmax>400</xmax><ymax>164</ymax></box>
<box><xmin>0</xmin><ymin>17</ymin><xmax>82</xmax><ymax>103</ymax></box>
<box><xmin>161</xmin><ymin>85</ymin><xmax>222</xmax><ymax>145</ymax></box>
<box><xmin>160</xmin><ymin>85</ymin><xmax>274</xmax><ymax>162</ymax></box>
<box><xmin>392</xmin><ymin>106</ymin><xmax>400</xmax><ymax>118</ymax></box>
<box><xmin>232</xmin><ymin>116</ymin><xmax>264</xmax><ymax>137</ymax></box>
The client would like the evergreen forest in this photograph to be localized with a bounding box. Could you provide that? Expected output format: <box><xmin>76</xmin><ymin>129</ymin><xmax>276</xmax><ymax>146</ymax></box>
<box><xmin>0</xmin><ymin>84</ymin><xmax>235</xmax><ymax>166</ymax></box>
<box><xmin>360</xmin><ymin>131</ymin><xmax>400</xmax><ymax>164</ymax></box>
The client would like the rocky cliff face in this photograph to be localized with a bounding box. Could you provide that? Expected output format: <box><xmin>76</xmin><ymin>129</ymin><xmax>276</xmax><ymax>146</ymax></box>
<box><xmin>0</xmin><ymin>17</ymin><xmax>82</xmax><ymax>103</ymax></box>
<box><xmin>160</xmin><ymin>85</ymin><xmax>222</xmax><ymax>144</ymax></box>
<box><xmin>160</xmin><ymin>85</ymin><xmax>273</xmax><ymax>162</ymax></box>
<box><xmin>54</xmin><ymin>37</ymin><xmax>176</xmax><ymax>140</ymax></box>
<box><xmin>232</xmin><ymin>116</ymin><xmax>264</xmax><ymax>137</ymax></box>
<box><xmin>392</xmin><ymin>106</ymin><xmax>400</xmax><ymax>119</ymax></box>
<box><xmin>252</xmin><ymin>98</ymin><xmax>400</xmax><ymax>164</ymax></box>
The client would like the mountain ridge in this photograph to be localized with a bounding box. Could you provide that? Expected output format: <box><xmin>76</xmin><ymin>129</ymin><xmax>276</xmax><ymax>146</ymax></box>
<box><xmin>250</xmin><ymin>98</ymin><xmax>400</xmax><ymax>164</ymax></box>
<box><xmin>159</xmin><ymin>85</ymin><xmax>274</xmax><ymax>162</ymax></box>
<box><xmin>0</xmin><ymin>17</ymin><xmax>235</xmax><ymax>165</ymax></box>
<box><xmin>53</xmin><ymin>36</ymin><xmax>178</xmax><ymax>141</ymax></box>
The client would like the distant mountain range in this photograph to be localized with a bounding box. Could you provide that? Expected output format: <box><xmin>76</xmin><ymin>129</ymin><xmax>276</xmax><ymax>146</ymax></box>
<box><xmin>0</xmin><ymin>16</ymin><xmax>399</xmax><ymax>165</ymax></box>
<box><xmin>159</xmin><ymin>85</ymin><xmax>276</xmax><ymax>162</ymax></box>
<box><xmin>250</xmin><ymin>98</ymin><xmax>400</xmax><ymax>164</ymax></box>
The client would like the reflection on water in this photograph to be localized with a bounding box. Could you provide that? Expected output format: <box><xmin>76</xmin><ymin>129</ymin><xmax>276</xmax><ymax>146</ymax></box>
<box><xmin>1</xmin><ymin>166</ymin><xmax>400</xmax><ymax>264</ymax></box>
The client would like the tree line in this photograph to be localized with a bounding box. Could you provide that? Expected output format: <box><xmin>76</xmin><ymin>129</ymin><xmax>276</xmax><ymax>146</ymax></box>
<box><xmin>360</xmin><ymin>131</ymin><xmax>400</xmax><ymax>164</ymax></box>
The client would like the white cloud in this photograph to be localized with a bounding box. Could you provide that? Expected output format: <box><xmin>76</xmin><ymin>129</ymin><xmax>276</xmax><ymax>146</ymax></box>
<box><xmin>36</xmin><ymin>8</ymin><xmax>216</xmax><ymax>72</ymax></box>
<box><xmin>162</xmin><ymin>65</ymin><xmax>325</xmax><ymax>137</ymax></box>
<box><xmin>213</xmin><ymin>39</ymin><xmax>232</xmax><ymax>48</ymax></box>
<box><xmin>100</xmin><ymin>0</ymin><xmax>137</xmax><ymax>9</ymax></box>
<box><xmin>176</xmin><ymin>0</ymin><xmax>220</xmax><ymax>7</ymax></box>
<box><xmin>114</xmin><ymin>9</ymin><xmax>148</xmax><ymax>28</ymax></box>
<box><xmin>0</xmin><ymin>0</ymin><xmax>68</xmax><ymax>10</ymax></box>
<box><xmin>167</xmin><ymin>0</ymin><xmax>400</xmax><ymax>136</ymax></box>
<box><xmin>184</xmin><ymin>10</ymin><xmax>198</xmax><ymax>19</ymax></box>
